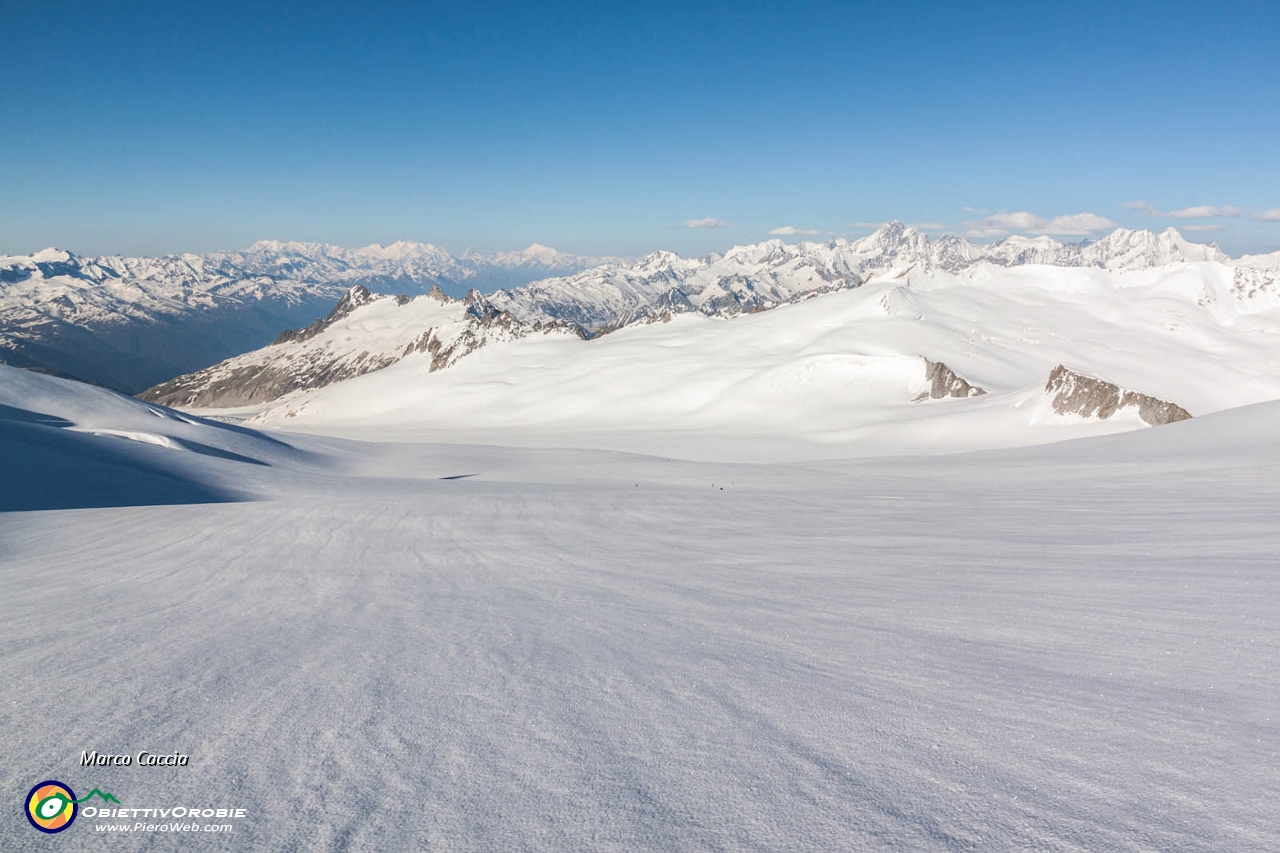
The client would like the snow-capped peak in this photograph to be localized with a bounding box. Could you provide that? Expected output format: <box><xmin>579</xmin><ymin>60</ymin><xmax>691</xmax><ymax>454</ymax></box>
<box><xmin>520</xmin><ymin>243</ymin><xmax>563</xmax><ymax>263</ymax></box>
<box><xmin>28</xmin><ymin>247</ymin><xmax>75</xmax><ymax>264</ymax></box>
<box><xmin>849</xmin><ymin>222</ymin><xmax>929</xmax><ymax>259</ymax></box>
<box><xmin>1081</xmin><ymin>227</ymin><xmax>1227</xmax><ymax>268</ymax></box>
<box><xmin>352</xmin><ymin>241</ymin><xmax>452</xmax><ymax>261</ymax></box>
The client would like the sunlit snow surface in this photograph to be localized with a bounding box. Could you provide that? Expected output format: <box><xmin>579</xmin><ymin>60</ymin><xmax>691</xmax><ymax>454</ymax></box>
<box><xmin>1</xmin><ymin>367</ymin><xmax>1278</xmax><ymax>851</ymax></box>
<box><xmin>244</xmin><ymin>262</ymin><xmax>1280</xmax><ymax>461</ymax></box>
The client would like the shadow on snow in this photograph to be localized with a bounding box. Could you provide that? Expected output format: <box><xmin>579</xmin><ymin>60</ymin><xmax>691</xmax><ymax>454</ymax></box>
<box><xmin>0</xmin><ymin>404</ymin><xmax>246</xmax><ymax>512</ymax></box>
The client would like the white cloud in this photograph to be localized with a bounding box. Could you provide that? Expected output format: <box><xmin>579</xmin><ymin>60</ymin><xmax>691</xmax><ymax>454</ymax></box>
<box><xmin>683</xmin><ymin>217</ymin><xmax>727</xmax><ymax>229</ymax></box>
<box><xmin>991</xmin><ymin>211</ymin><xmax>1045</xmax><ymax>231</ymax></box>
<box><xmin>1183</xmin><ymin>224</ymin><xmax>1228</xmax><ymax>232</ymax></box>
<box><xmin>1168</xmin><ymin>205</ymin><xmax>1240</xmax><ymax>218</ymax></box>
<box><xmin>1043</xmin><ymin>212</ymin><xmax>1117</xmax><ymax>235</ymax></box>
<box><xmin>768</xmin><ymin>225</ymin><xmax>823</xmax><ymax>236</ymax></box>
<box><xmin>1124</xmin><ymin>201</ymin><xmax>1240</xmax><ymax>218</ymax></box>
<box><xmin>1123</xmin><ymin>200</ymin><xmax>1160</xmax><ymax>216</ymax></box>
<box><xmin>964</xmin><ymin>211</ymin><xmax>1116</xmax><ymax>238</ymax></box>
<box><xmin>1255</xmin><ymin>209</ymin><xmax>1280</xmax><ymax>222</ymax></box>
<box><xmin>964</xmin><ymin>211</ymin><xmax>1044</xmax><ymax>238</ymax></box>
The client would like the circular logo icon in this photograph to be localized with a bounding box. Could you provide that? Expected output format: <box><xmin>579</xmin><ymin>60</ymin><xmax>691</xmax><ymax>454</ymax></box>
<box><xmin>25</xmin><ymin>781</ymin><xmax>77</xmax><ymax>833</ymax></box>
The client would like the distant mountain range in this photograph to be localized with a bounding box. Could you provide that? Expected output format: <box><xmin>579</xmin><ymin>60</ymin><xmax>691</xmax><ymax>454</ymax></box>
<box><xmin>4</xmin><ymin>225</ymin><xmax>1279</xmax><ymax>394</ymax></box>
<box><xmin>0</xmin><ymin>241</ymin><xmax>612</xmax><ymax>391</ymax></box>
<box><xmin>484</xmin><ymin>222</ymin><xmax>1275</xmax><ymax>329</ymax></box>
<box><xmin>138</xmin><ymin>225</ymin><xmax>1280</xmax><ymax>430</ymax></box>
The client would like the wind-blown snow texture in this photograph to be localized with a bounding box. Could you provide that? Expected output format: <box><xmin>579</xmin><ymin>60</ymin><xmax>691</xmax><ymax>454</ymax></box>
<box><xmin>1</xmin><ymin>366</ymin><xmax>1277</xmax><ymax>851</ymax></box>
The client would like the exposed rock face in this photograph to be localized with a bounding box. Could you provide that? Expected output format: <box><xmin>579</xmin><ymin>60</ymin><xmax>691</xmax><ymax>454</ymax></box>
<box><xmin>1045</xmin><ymin>365</ymin><xmax>1192</xmax><ymax>426</ymax></box>
<box><xmin>914</xmin><ymin>359</ymin><xmax>987</xmax><ymax>401</ymax></box>
<box><xmin>139</xmin><ymin>287</ymin><xmax>584</xmax><ymax>409</ymax></box>
<box><xmin>139</xmin><ymin>346</ymin><xmax>401</xmax><ymax>409</ymax></box>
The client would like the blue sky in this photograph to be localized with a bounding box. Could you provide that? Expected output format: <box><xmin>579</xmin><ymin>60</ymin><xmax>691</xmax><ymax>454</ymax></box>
<box><xmin>4</xmin><ymin>0</ymin><xmax>1280</xmax><ymax>257</ymax></box>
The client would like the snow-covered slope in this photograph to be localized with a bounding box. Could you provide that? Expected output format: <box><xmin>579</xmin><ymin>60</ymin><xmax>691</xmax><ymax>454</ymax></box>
<box><xmin>0</xmin><ymin>241</ymin><xmax>610</xmax><ymax>391</ymax></box>
<box><xmin>0</xmin><ymin>364</ymin><xmax>301</xmax><ymax>511</ymax></box>
<box><xmin>196</xmin><ymin>258</ymin><xmax>1280</xmax><ymax>460</ymax></box>
<box><xmin>4</xmin><ymin>372</ymin><xmax>1279</xmax><ymax>850</ymax></box>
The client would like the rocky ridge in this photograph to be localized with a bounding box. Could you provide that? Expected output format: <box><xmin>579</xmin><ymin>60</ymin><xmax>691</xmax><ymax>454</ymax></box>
<box><xmin>915</xmin><ymin>360</ymin><xmax>987</xmax><ymax>401</ymax></box>
<box><xmin>139</xmin><ymin>286</ymin><xmax>584</xmax><ymax>409</ymax></box>
<box><xmin>1045</xmin><ymin>365</ymin><xmax>1193</xmax><ymax>426</ymax></box>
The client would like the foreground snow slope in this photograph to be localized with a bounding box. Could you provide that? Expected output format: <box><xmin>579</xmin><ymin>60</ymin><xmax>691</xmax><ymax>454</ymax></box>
<box><xmin>0</xmin><ymin>365</ymin><xmax>304</xmax><ymax>511</ymax></box>
<box><xmin>244</xmin><ymin>261</ymin><xmax>1280</xmax><ymax>460</ymax></box>
<box><xmin>1</xmin><ymin>365</ymin><xmax>1278</xmax><ymax>851</ymax></box>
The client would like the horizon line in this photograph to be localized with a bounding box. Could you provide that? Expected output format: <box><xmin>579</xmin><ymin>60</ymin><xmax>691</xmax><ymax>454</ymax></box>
<box><xmin>5</xmin><ymin>221</ymin><xmax>1274</xmax><ymax>265</ymax></box>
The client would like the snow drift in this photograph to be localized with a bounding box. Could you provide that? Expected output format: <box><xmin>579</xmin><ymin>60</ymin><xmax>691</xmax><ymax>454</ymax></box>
<box><xmin>0</xmin><ymin>365</ymin><xmax>301</xmax><ymax>511</ymax></box>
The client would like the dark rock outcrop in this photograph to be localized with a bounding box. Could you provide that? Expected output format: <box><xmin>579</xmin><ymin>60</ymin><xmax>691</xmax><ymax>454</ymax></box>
<box><xmin>1045</xmin><ymin>365</ymin><xmax>1192</xmax><ymax>426</ymax></box>
<box><xmin>138</xmin><ymin>351</ymin><xmax>401</xmax><ymax>409</ymax></box>
<box><xmin>914</xmin><ymin>359</ymin><xmax>987</xmax><ymax>401</ymax></box>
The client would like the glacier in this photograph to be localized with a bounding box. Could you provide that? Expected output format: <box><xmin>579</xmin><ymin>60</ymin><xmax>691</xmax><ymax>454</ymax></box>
<box><xmin>0</xmin><ymin>364</ymin><xmax>1277</xmax><ymax>851</ymax></box>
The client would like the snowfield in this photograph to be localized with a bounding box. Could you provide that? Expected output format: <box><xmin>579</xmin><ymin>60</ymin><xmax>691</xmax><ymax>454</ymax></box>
<box><xmin>1</xmin><ymin>364</ymin><xmax>1278</xmax><ymax>851</ymax></box>
<box><xmin>243</xmin><ymin>261</ymin><xmax>1280</xmax><ymax>461</ymax></box>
